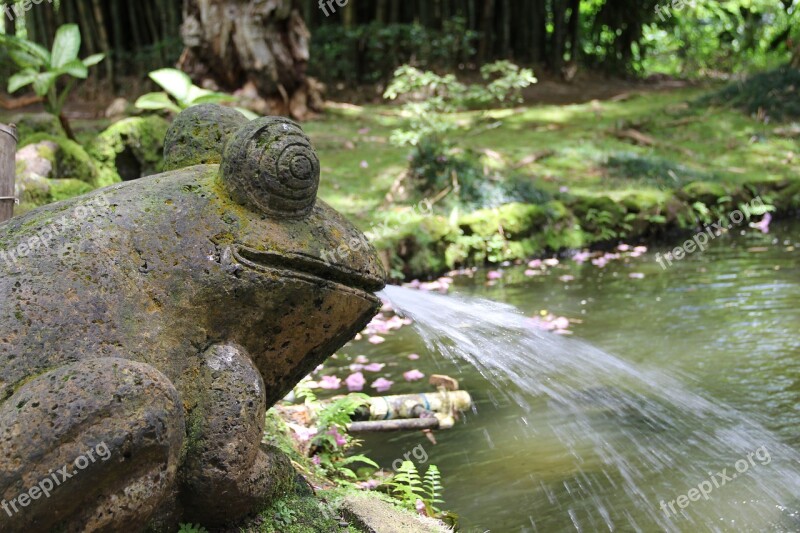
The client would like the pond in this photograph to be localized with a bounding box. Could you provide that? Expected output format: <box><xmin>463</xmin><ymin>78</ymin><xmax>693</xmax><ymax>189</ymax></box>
<box><xmin>321</xmin><ymin>221</ymin><xmax>800</xmax><ymax>532</ymax></box>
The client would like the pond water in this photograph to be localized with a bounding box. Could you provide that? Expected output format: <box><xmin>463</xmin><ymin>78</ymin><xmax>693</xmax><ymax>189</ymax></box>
<box><xmin>323</xmin><ymin>221</ymin><xmax>800</xmax><ymax>532</ymax></box>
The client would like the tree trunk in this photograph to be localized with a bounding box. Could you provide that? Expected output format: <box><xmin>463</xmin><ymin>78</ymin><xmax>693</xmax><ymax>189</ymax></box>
<box><xmin>179</xmin><ymin>0</ymin><xmax>320</xmax><ymax>120</ymax></box>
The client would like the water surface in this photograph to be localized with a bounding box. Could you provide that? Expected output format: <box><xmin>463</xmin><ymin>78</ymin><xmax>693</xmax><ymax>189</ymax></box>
<box><xmin>330</xmin><ymin>221</ymin><xmax>800</xmax><ymax>532</ymax></box>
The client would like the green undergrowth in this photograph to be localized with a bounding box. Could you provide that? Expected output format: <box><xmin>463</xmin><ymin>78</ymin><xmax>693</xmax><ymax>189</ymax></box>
<box><xmin>697</xmin><ymin>67</ymin><xmax>800</xmax><ymax>121</ymax></box>
<box><xmin>307</xmin><ymin>86</ymin><xmax>799</xmax><ymax>279</ymax></box>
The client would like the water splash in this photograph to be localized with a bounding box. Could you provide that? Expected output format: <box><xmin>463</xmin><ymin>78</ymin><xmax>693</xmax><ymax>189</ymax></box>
<box><xmin>379</xmin><ymin>284</ymin><xmax>800</xmax><ymax>532</ymax></box>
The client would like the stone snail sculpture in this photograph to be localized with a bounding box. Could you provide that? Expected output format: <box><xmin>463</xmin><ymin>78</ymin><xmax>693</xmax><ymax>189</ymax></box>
<box><xmin>221</xmin><ymin>117</ymin><xmax>321</xmax><ymax>218</ymax></box>
<box><xmin>0</xmin><ymin>104</ymin><xmax>385</xmax><ymax>531</ymax></box>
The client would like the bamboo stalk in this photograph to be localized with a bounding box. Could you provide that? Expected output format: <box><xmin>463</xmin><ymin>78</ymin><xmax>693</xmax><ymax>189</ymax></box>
<box><xmin>0</xmin><ymin>124</ymin><xmax>18</xmax><ymax>223</ymax></box>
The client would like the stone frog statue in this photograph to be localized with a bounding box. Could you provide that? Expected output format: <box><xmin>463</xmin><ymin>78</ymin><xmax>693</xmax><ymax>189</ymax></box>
<box><xmin>0</xmin><ymin>105</ymin><xmax>386</xmax><ymax>531</ymax></box>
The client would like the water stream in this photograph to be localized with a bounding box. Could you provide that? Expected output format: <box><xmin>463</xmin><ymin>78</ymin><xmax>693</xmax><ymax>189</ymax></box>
<box><xmin>332</xmin><ymin>222</ymin><xmax>800</xmax><ymax>531</ymax></box>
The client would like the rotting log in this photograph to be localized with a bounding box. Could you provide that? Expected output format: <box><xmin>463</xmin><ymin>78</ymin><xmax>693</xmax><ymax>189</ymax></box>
<box><xmin>0</xmin><ymin>124</ymin><xmax>18</xmax><ymax>223</ymax></box>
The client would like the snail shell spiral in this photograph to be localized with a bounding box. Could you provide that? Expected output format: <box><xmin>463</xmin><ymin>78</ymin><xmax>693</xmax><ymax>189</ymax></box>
<box><xmin>221</xmin><ymin>117</ymin><xmax>320</xmax><ymax>218</ymax></box>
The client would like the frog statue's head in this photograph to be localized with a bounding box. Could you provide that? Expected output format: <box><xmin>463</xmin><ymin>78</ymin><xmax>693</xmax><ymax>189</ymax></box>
<box><xmin>161</xmin><ymin>104</ymin><xmax>386</xmax><ymax>404</ymax></box>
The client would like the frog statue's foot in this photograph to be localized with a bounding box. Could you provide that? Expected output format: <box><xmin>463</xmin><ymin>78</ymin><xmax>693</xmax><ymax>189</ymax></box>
<box><xmin>0</xmin><ymin>359</ymin><xmax>185</xmax><ymax>532</ymax></box>
<box><xmin>179</xmin><ymin>344</ymin><xmax>294</xmax><ymax>525</ymax></box>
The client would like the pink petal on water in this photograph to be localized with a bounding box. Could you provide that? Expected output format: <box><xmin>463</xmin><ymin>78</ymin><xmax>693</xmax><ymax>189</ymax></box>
<box><xmin>487</xmin><ymin>270</ymin><xmax>503</xmax><ymax>280</ymax></box>
<box><xmin>528</xmin><ymin>259</ymin><xmax>543</xmax><ymax>268</ymax></box>
<box><xmin>629</xmin><ymin>272</ymin><xmax>645</xmax><ymax>279</ymax></box>
<box><xmin>318</xmin><ymin>375</ymin><xmax>341</xmax><ymax>389</ymax></box>
<box><xmin>558</xmin><ymin>275</ymin><xmax>575</xmax><ymax>282</ymax></box>
<box><xmin>346</xmin><ymin>372</ymin><xmax>366</xmax><ymax>391</ymax></box>
<box><xmin>543</xmin><ymin>258</ymin><xmax>560</xmax><ymax>266</ymax></box>
<box><xmin>552</xmin><ymin>316</ymin><xmax>570</xmax><ymax>330</ymax></box>
<box><xmin>360</xmin><ymin>160</ymin><xmax>369</xmax><ymax>168</ymax></box>
<box><xmin>403</xmin><ymin>369</ymin><xmax>425</xmax><ymax>381</ymax></box>
<box><xmin>617</xmin><ymin>244</ymin><xmax>631</xmax><ymax>252</ymax></box>
<box><xmin>407</xmin><ymin>353</ymin><xmax>420</xmax><ymax>360</ymax></box>
<box><xmin>371</xmin><ymin>378</ymin><xmax>394</xmax><ymax>393</ymax></box>
<box><xmin>355</xmin><ymin>355</ymin><xmax>369</xmax><ymax>364</ymax></box>
<box><xmin>364</xmin><ymin>363</ymin><xmax>385</xmax><ymax>372</ymax></box>
<box><xmin>349</xmin><ymin>363</ymin><xmax>364</xmax><ymax>372</ymax></box>
<box><xmin>634</xmin><ymin>245</ymin><xmax>648</xmax><ymax>253</ymax></box>
<box><xmin>368</xmin><ymin>335</ymin><xmax>385</xmax><ymax>345</ymax></box>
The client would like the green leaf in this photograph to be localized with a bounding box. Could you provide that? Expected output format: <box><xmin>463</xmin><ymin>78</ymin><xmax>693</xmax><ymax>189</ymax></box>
<box><xmin>60</xmin><ymin>60</ymin><xmax>88</xmax><ymax>79</ymax></box>
<box><xmin>0</xmin><ymin>34</ymin><xmax>51</xmax><ymax>66</ymax></box>
<box><xmin>81</xmin><ymin>53</ymin><xmax>105</xmax><ymax>67</ymax></box>
<box><xmin>32</xmin><ymin>72</ymin><xmax>59</xmax><ymax>97</ymax></box>
<box><xmin>235</xmin><ymin>107</ymin><xmax>260</xmax><ymax>120</ymax></box>
<box><xmin>135</xmin><ymin>92</ymin><xmax>182</xmax><ymax>114</ymax></box>
<box><xmin>8</xmin><ymin>70</ymin><xmax>38</xmax><ymax>93</ymax></box>
<box><xmin>51</xmin><ymin>24</ymin><xmax>82</xmax><ymax>69</ymax></box>
<box><xmin>9</xmin><ymin>49</ymin><xmax>43</xmax><ymax>69</ymax></box>
<box><xmin>191</xmin><ymin>92</ymin><xmax>234</xmax><ymax>105</ymax></box>
<box><xmin>148</xmin><ymin>68</ymin><xmax>193</xmax><ymax>105</ymax></box>
<box><xmin>341</xmin><ymin>454</ymin><xmax>380</xmax><ymax>469</ymax></box>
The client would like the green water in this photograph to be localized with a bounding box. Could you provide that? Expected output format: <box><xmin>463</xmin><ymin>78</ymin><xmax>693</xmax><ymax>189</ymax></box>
<box><xmin>328</xmin><ymin>221</ymin><xmax>800</xmax><ymax>532</ymax></box>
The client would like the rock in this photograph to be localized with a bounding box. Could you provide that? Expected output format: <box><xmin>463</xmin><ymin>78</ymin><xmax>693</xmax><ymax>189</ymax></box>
<box><xmin>8</xmin><ymin>112</ymin><xmax>64</xmax><ymax>138</ymax></box>
<box><xmin>0</xmin><ymin>105</ymin><xmax>385</xmax><ymax>531</ymax></box>
<box><xmin>16</xmin><ymin>140</ymin><xmax>57</xmax><ymax>180</ymax></box>
<box><xmin>88</xmin><ymin>115</ymin><xmax>171</xmax><ymax>185</ymax></box>
<box><xmin>105</xmin><ymin>97</ymin><xmax>131</xmax><ymax>119</ymax></box>
<box><xmin>340</xmin><ymin>493</ymin><xmax>452</xmax><ymax>533</ymax></box>
<box><xmin>14</xmin><ymin>139</ymin><xmax>97</xmax><ymax>211</ymax></box>
<box><xmin>20</xmin><ymin>133</ymin><xmax>100</xmax><ymax>186</ymax></box>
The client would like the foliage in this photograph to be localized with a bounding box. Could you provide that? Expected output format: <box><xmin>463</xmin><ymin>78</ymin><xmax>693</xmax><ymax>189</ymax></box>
<box><xmin>295</xmin><ymin>388</ymin><xmax>379</xmax><ymax>481</ymax></box>
<box><xmin>1</xmin><ymin>24</ymin><xmax>104</xmax><ymax>139</ymax></box>
<box><xmin>309</xmin><ymin>19</ymin><xmax>478</xmax><ymax>85</ymax></box>
<box><xmin>639</xmin><ymin>0</ymin><xmax>798</xmax><ymax>76</ymax></box>
<box><xmin>603</xmin><ymin>152</ymin><xmax>725</xmax><ymax>190</ymax></box>
<box><xmin>384</xmin><ymin>61</ymin><xmax>536</xmax><ymax>146</ymax></box>
<box><xmin>697</xmin><ymin>67</ymin><xmax>800</xmax><ymax>121</ymax></box>
<box><xmin>270</xmin><ymin>500</ymin><xmax>297</xmax><ymax>527</ymax></box>
<box><xmin>385</xmin><ymin>461</ymin><xmax>445</xmax><ymax>517</ymax></box>
<box><xmin>134</xmin><ymin>68</ymin><xmax>258</xmax><ymax>119</ymax></box>
<box><xmin>177</xmin><ymin>524</ymin><xmax>208</xmax><ymax>533</ymax></box>
<box><xmin>408</xmin><ymin>138</ymin><xmax>550</xmax><ymax>209</ymax></box>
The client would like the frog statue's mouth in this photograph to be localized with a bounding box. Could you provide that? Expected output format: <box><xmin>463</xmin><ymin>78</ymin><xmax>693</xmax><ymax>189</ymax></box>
<box><xmin>233</xmin><ymin>245</ymin><xmax>385</xmax><ymax>296</ymax></box>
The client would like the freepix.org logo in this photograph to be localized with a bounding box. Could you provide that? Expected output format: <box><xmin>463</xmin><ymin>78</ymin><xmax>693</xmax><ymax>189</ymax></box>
<box><xmin>3</xmin><ymin>0</ymin><xmax>55</xmax><ymax>23</ymax></box>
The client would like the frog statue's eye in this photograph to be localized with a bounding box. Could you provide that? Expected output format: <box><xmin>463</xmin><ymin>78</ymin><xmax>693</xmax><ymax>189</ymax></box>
<box><xmin>220</xmin><ymin>117</ymin><xmax>320</xmax><ymax>218</ymax></box>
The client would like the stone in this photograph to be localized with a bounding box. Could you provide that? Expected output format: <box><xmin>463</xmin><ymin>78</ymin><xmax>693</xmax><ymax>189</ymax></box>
<box><xmin>340</xmin><ymin>493</ymin><xmax>452</xmax><ymax>533</ymax></box>
<box><xmin>88</xmin><ymin>115</ymin><xmax>171</xmax><ymax>185</ymax></box>
<box><xmin>0</xmin><ymin>105</ymin><xmax>386</xmax><ymax>531</ymax></box>
<box><xmin>104</xmin><ymin>97</ymin><xmax>130</xmax><ymax>119</ymax></box>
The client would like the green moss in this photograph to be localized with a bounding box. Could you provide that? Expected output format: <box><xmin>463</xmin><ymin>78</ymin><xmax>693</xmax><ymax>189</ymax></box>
<box><xmin>88</xmin><ymin>116</ymin><xmax>170</xmax><ymax>186</ymax></box>
<box><xmin>49</xmin><ymin>179</ymin><xmax>95</xmax><ymax>202</ymax></box>
<box><xmin>460</xmin><ymin>202</ymin><xmax>546</xmax><ymax>238</ymax></box>
<box><xmin>20</xmin><ymin>133</ymin><xmax>100</xmax><ymax>185</ymax></box>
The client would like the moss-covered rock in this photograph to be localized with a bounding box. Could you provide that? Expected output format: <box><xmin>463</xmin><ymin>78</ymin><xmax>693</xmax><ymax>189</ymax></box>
<box><xmin>20</xmin><ymin>133</ymin><xmax>100</xmax><ymax>186</ymax></box>
<box><xmin>49</xmin><ymin>179</ymin><xmax>95</xmax><ymax>202</ymax></box>
<box><xmin>88</xmin><ymin>115</ymin><xmax>171</xmax><ymax>186</ymax></box>
<box><xmin>8</xmin><ymin>112</ymin><xmax>64</xmax><ymax>139</ymax></box>
<box><xmin>460</xmin><ymin>202</ymin><xmax>547</xmax><ymax>238</ymax></box>
<box><xmin>678</xmin><ymin>181</ymin><xmax>731</xmax><ymax>205</ymax></box>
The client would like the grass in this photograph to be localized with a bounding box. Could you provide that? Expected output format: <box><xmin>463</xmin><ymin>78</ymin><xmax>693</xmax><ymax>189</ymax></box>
<box><xmin>306</xmin><ymin>86</ymin><xmax>798</xmax><ymax>236</ymax></box>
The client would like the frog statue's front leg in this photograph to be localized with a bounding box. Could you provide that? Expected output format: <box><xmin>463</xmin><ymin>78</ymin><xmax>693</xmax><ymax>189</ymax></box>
<box><xmin>179</xmin><ymin>343</ymin><xmax>294</xmax><ymax>525</ymax></box>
